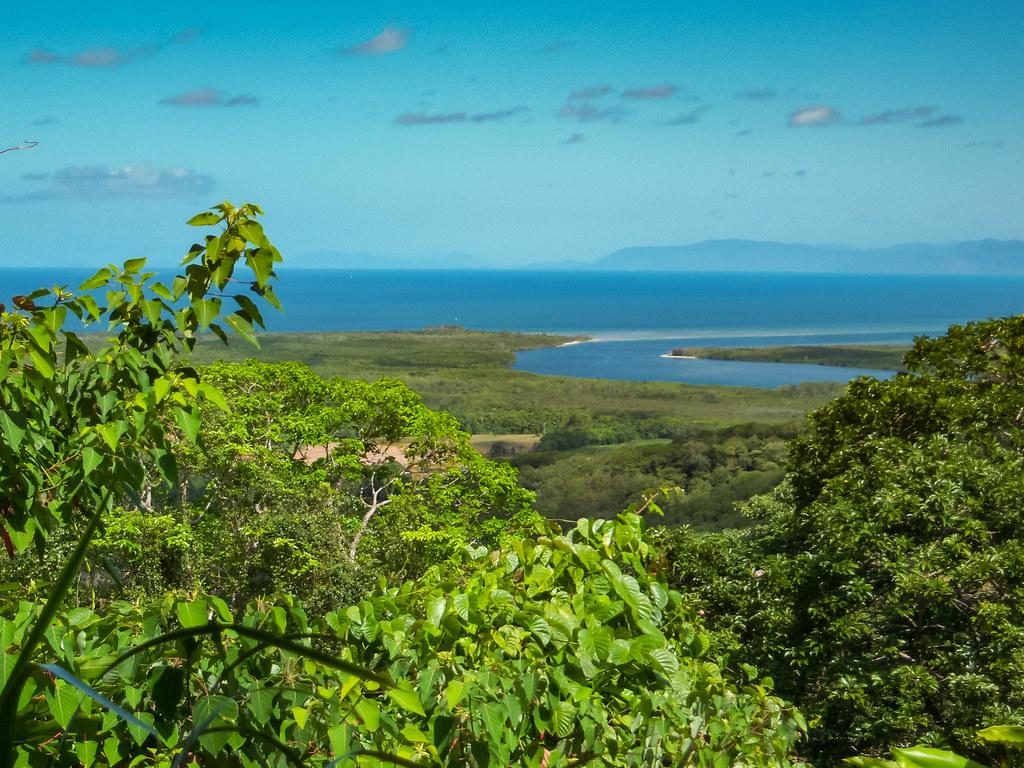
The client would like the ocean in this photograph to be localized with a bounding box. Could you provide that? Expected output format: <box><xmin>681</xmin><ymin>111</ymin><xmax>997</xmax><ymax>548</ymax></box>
<box><xmin>3</xmin><ymin>268</ymin><xmax>1022</xmax><ymax>387</ymax></box>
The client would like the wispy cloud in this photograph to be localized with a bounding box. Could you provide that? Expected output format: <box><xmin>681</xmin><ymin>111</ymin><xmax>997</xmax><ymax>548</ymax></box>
<box><xmin>4</xmin><ymin>164</ymin><xmax>214</xmax><ymax>202</ymax></box>
<box><xmin>537</xmin><ymin>40</ymin><xmax>574</xmax><ymax>54</ymax></box>
<box><xmin>569</xmin><ymin>84</ymin><xmax>613</xmax><ymax>101</ymax></box>
<box><xmin>27</xmin><ymin>49</ymin><xmax>58</xmax><ymax>64</ymax></box>
<box><xmin>557</xmin><ymin>103</ymin><xmax>628</xmax><ymax>123</ymax></box>
<box><xmin>789</xmin><ymin>105</ymin><xmax>841</xmax><ymax>126</ymax></box>
<box><xmin>917</xmin><ymin>114</ymin><xmax>963</xmax><ymax>127</ymax></box>
<box><xmin>857</xmin><ymin>106</ymin><xmax>934</xmax><ymax>125</ymax></box>
<box><xmin>20</xmin><ymin>172</ymin><xmax>49</xmax><ymax>181</ymax></box>
<box><xmin>225</xmin><ymin>94</ymin><xmax>260</xmax><ymax>107</ymax></box>
<box><xmin>663</xmin><ymin>107</ymin><xmax>706</xmax><ymax>125</ymax></box>
<box><xmin>762</xmin><ymin>169</ymin><xmax>808</xmax><ymax>179</ymax></box>
<box><xmin>561</xmin><ymin>133</ymin><xmax>584</xmax><ymax>145</ymax></box>
<box><xmin>621</xmin><ymin>84</ymin><xmax>678</xmax><ymax>100</ymax></box>
<box><xmin>30</xmin><ymin>117</ymin><xmax>57</xmax><ymax>127</ymax></box>
<box><xmin>160</xmin><ymin>88</ymin><xmax>260</xmax><ymax>107</ymax></box>
<box><xmin>29</xmin><ymin>45</ymin><xmax>132</xmax><ymax>68</ymax></box>
<box><xmin>736</xmin><ymin>128</ymin><xmax>752</xmax><ymax>137</ymax></box>
<box><xmin>343</xmin><ymin>26</ymin><xmax>410</xmax><ymax>55</ymax></box>
<box><xmin>395</xmin><ymin>112</ymin><xmax>467</xmax><ymax>125</ymax></box>
<box><xmin>172</xmin><ymin>27</ymin><xmax>203</xmax><ymax>44</ymax></box>
<box><xmin>735</xmin><ymin>87</ymin><xmax>776</xmax><ymax>100</ymax></box>
<box><xmin>394</xmin><ymin>106</ymin><xmax>528</xmax><ymax>126</ymax></box>
<box><xmin>965</xmin><ymin>139</ymin><xmax>1005</xmax><ymax>149</ymax></box>
<box><xmin>471</xmin><ymin>106</ymin><xmax>528</xmax><ymax>122</ymax></box>
<box><xmin>25</xmin><ymin>29</ymin><xmax>199</xmax><ymax>68</ymax></box>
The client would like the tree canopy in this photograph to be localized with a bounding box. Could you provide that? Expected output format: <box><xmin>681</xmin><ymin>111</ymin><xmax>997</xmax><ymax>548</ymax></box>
<box><xmin>662</xmin><ymin>317</ymin><xmax>1024</xmax><ymax>765</ymax></box>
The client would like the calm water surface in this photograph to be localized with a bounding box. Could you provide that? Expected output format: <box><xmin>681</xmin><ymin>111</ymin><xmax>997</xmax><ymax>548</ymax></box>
<box><xmin>513</xmin><ymin>333</ymin><xmax>903</xmax><ymax>388</ymax></box>
<box><xmin>3</xmin><ymin>268</ymin><xmax>1020</xmax><ymax>387</ymax></box>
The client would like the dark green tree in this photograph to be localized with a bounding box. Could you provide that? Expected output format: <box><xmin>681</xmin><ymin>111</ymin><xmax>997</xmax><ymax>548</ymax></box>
<box><xmin>662</xmin><ymin>317</ymin><xmax>1024</xmax><ymax>765</ymax></box>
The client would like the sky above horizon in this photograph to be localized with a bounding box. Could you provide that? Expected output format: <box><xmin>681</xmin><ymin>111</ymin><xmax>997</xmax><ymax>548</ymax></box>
<box><xmin>2</xmin><ymin>0</ymin><xmax>1022</xmax><ymax>267</ymax></box>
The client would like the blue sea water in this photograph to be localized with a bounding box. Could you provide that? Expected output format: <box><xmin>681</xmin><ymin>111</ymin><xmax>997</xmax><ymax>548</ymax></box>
<box><xmin>3</xmin><ymin>268</ymin><xmax>1022</xmax><ymax>387</ymax></box>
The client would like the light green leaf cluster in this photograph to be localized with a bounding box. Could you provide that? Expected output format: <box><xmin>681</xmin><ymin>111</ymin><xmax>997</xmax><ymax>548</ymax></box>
<box><xmin>323</xmin><ymin>513</ymin><xmax>808</xmax><ymax>766</ymax></box>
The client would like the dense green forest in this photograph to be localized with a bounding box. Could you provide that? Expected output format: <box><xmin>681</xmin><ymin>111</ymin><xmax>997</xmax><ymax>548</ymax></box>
<box><xmin>187</xmin><ymin>330</ymin><xmax>839</xmax><ymax>529</ymax></box>
<box><xmin>512</xmin><ymin>422</ymin><xmax>797</xmax><ymax>529</ymax></box>
<box><xmin>2</xmin><ymin>204</ymin><xmax>1023</xmax><ymax>767</ymax></box>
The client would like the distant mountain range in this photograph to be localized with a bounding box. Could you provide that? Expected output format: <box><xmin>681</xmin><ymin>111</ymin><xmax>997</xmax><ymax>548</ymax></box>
<box><xmin>590</xmin><ymin>239</ymin><xmax>1024</xmax><ymax>275</ymax></box>
<box><xmin>289</xmin><ymin>240</ymin><xmax>1024</xmax><ymax>274</ymax></box>
<box><xmin>288</xmin><ymin>250</ymin><xmax>482</xmax><ymax>270</ymax></box>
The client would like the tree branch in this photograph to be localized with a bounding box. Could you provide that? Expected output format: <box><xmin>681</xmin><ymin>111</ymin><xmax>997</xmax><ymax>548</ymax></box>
<box><xmin>0</xmin><ymin>140</ymin><xmax>39</xmax><ymax>155</ymax></box>
<box><xmin>348</xmin><ymin>473</ymin><xmax>393</xmax><ymax>562</ymax></box>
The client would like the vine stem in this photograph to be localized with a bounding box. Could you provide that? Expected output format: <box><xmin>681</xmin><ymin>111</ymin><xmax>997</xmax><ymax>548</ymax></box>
<box><xmin>0</xmin><ymin>487</ymin><xmax>113</xmax><ymax>768</ymax></box>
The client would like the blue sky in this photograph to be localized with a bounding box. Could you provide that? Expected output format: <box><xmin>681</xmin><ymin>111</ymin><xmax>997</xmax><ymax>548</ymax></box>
<box><xmin>2</xmin><ymin>0</ymin><xmax>1022</xmax><ymax>267</ymax></box>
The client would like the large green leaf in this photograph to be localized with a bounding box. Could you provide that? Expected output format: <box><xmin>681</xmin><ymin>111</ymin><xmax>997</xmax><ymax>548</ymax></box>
<box><xmin>0</xmin><ymin>412</ymin><xmax>25</xmax><ymax>450</ymax></box>
<box><xmin>977</xmin><ymin>725</ymin><xmax>1024</xmax><ymax>745</ymax></box>
<box><xmin>41</xmin><ymin>664</ymin><xmax>159</xmax><ymax>740</ymax></box>
<box><xmin>387</xmin><ymin>681</ymin><xmax>426</xmax><ymax>717</ymax></box>
<box><xmin>45</xmin><ymin>679</ymin><xmax>80</xmax><ymax>730</ymax></box>
<box><xmin>187</xmin><ymin>211</ymin><xmax>222</xmax><ymax>227</ymax></box>
<box><xmin>193</xmin><ymin>695</ymin><xmax>239</xmax><ymax>756</ymax></box>
<box><xmin>355</xmin><ymin>698</ymin><xmax>380</xmax><ymax>732</ymax></box>
<box><xmin>528</xmin><ymin>616</ymin><xmax>552</xmax><ymax>646</ymax></box>
<box><xmin>892</xmin><ymin>747</ymin><xmax>989</xmax><ymax>768</ymax></box>
<box><xmin>176</xmin><ymin>598</ymin><xmax>209</xmax><ymax>629</ymax></box>
<box><xmin>190</xmin><ymin>297</ymin><xmax>221</xmax><ymax>330</ymax></box>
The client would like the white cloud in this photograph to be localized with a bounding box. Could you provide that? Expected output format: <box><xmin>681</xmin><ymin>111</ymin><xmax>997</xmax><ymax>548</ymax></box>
<box><xmin>344</xmin><ymin>27</ymin><xmax>410</xmax><ymax>55</ymax></box>
<box><xmin>25</xmin><ymin>30</ymin><xmax>199</xmax><ymax>68</ymax></box>
<box><xmin>621</xmin><ymin>84</ymin><xmax>678</xmax><ymax>100</ymax></box>
<box><xmin>917</xmin><ymin>114</ymin><xmax>963</xmax><ymax>128</ymax></box>
<box><xmin>558</xmin><ymin>103</ymin><xmax>627</xmax><ymax>123</ymax></box>
<box><xmin>664</xmin><ymin>107</ymin><xmax>706</xmax><ymax>125</ymax></box>
<box><xmin>161</xmin><ymin>88</ymin><xmax>222</xmax><ymax>106</ymax></box>
<box><xmin>394</xmin><ymin>107</ymin><xmax>528</xmax><ymax>126</ymax></box>
<box><xmin>5</xmin><ymin>164</ymin><xmax>214</xmax><ymax>201</ymax></box>
<box><xmin>160</xmin><ymin>88</ymin><xmax>260</xmax><ymax>107</ymax></box>
<box><xmin>569</xmin><ymin>85</ymin><xmax>614</xmax><ymax>101</ymax></box>
<box><xmin>789</xmin><ymin>105</ymin><xmax>841</xmax><ymax>126</ymax></box>
<box><xmin>858</xmin><ymin>106</ymin><xmax>934</xmax><ymax>125</ymax></box>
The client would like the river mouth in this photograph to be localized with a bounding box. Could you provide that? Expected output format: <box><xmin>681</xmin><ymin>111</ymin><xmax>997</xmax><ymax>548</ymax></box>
<box><xmin>512</xmin><ymin>332</ymin><xmax>907</xmax><ymax>388</ymax></box>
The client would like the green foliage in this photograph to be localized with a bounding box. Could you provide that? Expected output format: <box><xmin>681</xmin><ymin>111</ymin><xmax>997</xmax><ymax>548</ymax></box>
<box><xmin>660</xmin><ymin>317</ymin><xmax>1024</xmax><ymax>764</ymax></box>
<box><xmin>188</xmin><ymin>330</ymin><xmax>842</xmax><ymax>436</ymax></box>
<box><xmin>1</xmin><ymin>593</ymin><xmax>423</xmax><ymax>766</ymax></box>
<box><xmin>1</xmin><ymin>514</ymin><xmax>812</xmax><ymax>766</ymax></box>
<box><xmin>0</xmin><ymin>203</ymin><xmax>388</xmax><ymax>766</ymax></box>
<box><xmin>124</xmin><ymin>359</ymin><xmax>540</xmax><ymax>611</ymax></box>
<box><xmin>846</xmin><ymin>725</ymin><xmax>1024</xmax><ymax>767</ymax></box>
<box><xmin>2</xmin><ymin>204</ymin><xmax>834</xmax><ymax>767</ymax></box>
<box><xmin>514</xmin><ymin>422</ymin><xmax>796</xmax><ymax>529</ymax></box>
<box><xmin>669</xmin><ymin>345</ymin><xmax>909</xmax><ymax>371</ymax></box>
<box><xmin>322</xmin><ymin>513</ymin><xmax>809</xmax><ymax>766</ymax></box>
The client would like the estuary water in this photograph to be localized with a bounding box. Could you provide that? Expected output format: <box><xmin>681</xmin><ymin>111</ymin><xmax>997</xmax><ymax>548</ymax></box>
<box><xmin>3</xmin><ymin>268</ymin><xmax>1022</xmax><ymax>387</ymax></box>
<box><xmin>512</xmin><ymin>334</ymin><xmax>903</xmax><ymax>388</ymax></box>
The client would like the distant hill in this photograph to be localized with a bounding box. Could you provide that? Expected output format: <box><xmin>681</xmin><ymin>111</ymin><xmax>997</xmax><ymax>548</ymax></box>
<box><xmin>289</xmin><ymin>250</ymin><xmax>485</xmax><ymax>270</ymax></box>
<box><xmin>591</xmin><ymin>239</ymin><xmax>1024</xmax><ymax>274</ymax></box>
